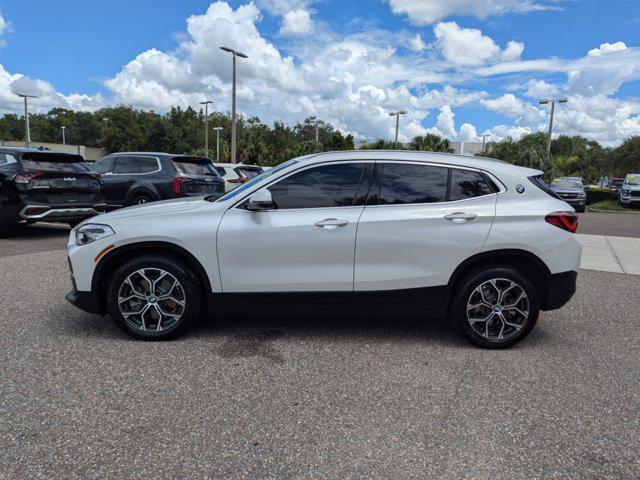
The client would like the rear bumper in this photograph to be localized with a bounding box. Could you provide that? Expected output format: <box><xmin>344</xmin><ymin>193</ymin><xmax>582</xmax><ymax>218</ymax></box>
<box><xmin>542</xmin><ymin>270</ymin><xmax>578</xmax><ymax>311</ymax></box>
<box><xmin>19</xmin><ymin>203</ymin><xmax>105</xmax><ymax>221</ymax></box>
<box><xmin>65</xmin><ymin>289</ymin><xmax>103</xmax><ymax>315</ymax></box>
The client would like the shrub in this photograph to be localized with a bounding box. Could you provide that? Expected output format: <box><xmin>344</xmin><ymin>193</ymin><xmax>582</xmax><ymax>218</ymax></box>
<box><xmin>586</xmin><ymin>187</ymin><xmax>616</xmax><ymax>205</ymax></box>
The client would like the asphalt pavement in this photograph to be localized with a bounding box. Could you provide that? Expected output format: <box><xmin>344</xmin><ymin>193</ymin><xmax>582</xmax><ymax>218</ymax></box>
<box><xmin>1</xmin><ymin>242</ymin><xmax>638</xmax><ymax>478</ymax></box>
<box><xmin>578</xmin><ymin>211</ymin><xmax>640</xmax><ymax>238</ymax></box>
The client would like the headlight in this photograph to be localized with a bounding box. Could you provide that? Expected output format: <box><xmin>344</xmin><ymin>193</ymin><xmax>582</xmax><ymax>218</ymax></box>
<box><xmin>621</xmin><ymin>189</ymin><xmax>630</xmax><ymax>196</ymax></box>
<box><xmin>75</xmin><ymin>224</ymin><xmax>115</xmax><ymax>246</ymax></box>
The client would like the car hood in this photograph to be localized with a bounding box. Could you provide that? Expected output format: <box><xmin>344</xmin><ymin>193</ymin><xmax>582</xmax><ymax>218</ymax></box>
<box><xmin>551</xmin><ymin>187</ymin><xmax>584</xmax><ymax>194</ymax></box>
<box><xmin>90</xmin><ymin>196</ymin><xmax>210</xmax><ymax>223</ymax></box>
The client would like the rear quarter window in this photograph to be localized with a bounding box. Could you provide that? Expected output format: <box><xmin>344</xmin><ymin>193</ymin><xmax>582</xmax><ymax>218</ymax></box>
<box><xmin>449</xmin><ymin>169</ymin><xmax>495</xmax><ymax>201</ymax></box>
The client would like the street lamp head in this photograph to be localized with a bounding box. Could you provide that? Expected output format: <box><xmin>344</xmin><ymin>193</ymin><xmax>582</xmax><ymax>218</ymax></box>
<box><xmin>539</xmin><ymin>99</ymin><xmax>550</xmax><ymax>105</ymax></box>
<box><xmin>398</xmin><ymin>110</ymin><xmax>408</xmax><ymax>115</ymax></box>
<box><xmin>16</xmin><ymin>93</ymin><xmax>38</xmax><ymax>99</ymax></box>
<box><xmin>199</xmin><ymin>100</ymin><xmax>213</xmax><ymax>105</ymax></box>
<box><xmin>558</xmin><ymin>98</ymin><xmax>568</xmax><ymax>103</ymax></box>
<box><xmin>212</xmin><ymin>127</ymin><xmax>223</xmax><ymax>131</ymax></box>
<box><xmin>220</xmin><ymin>46</ymin><xmax>248</xmax><ymax>58</ymax></box>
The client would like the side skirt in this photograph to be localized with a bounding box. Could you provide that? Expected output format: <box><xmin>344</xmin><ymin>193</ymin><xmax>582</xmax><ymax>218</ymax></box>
<box><xmin>206</xmin><ymin>286</ymin><xmax>449</xmax><ymax>318</ymax></box>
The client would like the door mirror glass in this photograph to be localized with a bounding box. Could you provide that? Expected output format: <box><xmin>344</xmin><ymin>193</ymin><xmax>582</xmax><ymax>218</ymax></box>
<box><xmin>246</xmin><ymin>189</ymin><xmax>274</xmax><ymax>210</ymax></box>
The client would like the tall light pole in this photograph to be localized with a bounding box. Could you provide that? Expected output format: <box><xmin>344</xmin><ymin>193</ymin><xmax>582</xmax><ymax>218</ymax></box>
<box><xmin>389</xmin><ymin>110</ymin><xmax>407</xmax><ymax>148</ymax></box>
<box><xmin>212</xmin><ymin>127</ymin><xmax>223</xmax><ymax>162</ymax></box>
<box><xmin>539</xmin><ymin>98</ymin><xmax>568</xmax><ymax>161</ymax></box>
<box><xmin>61</xmin><ymin>126</ymin><xmax>66</xmax><ymax>145</ymax></box>
<box><xmin>220</xmin><ymin>46</ymin><xmax>248</xmax><ymax>164</ymax></box>
<box><xmin>481</xmin><ymin>134</ymin><xmax>490</xmax><ymax>151</ymax></box>
<box><xmin>199</xmin><ymin>100</ymin><xmax>213</xmax><ymax>158</ymax></box>
<box><xmin>16</xmin><ymin>93</ymin><xmax>38</xmax><ymax>147</ymax></box>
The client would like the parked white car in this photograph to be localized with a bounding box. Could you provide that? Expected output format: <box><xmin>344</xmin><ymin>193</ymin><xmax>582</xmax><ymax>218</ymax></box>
<box><xmin>66</xmin><ymin>151</ymin><xmax>582</xmax><ymax>348</ymax></box>
<box><xmin>213</xmin><ymin>163</ymin><xmax>263</xmax><ymax>192</ymax></box>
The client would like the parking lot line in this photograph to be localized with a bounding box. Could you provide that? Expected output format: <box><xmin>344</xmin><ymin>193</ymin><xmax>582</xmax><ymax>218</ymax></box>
<box><xmin>576</xmin><ymin>234</ymin><xmax>640</xmax><ymax>275</ymax></box>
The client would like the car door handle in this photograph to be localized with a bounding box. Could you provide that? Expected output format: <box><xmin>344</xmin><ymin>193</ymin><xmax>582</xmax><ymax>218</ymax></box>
<box><xmin>315</xmin><ymin>218</ymin><xmax>349</xmax><ymax>228</ymax></box>
<box><xmin>444</xmin><ymin>212</ymin><xmax>478</xmax><ymax>222</ymax></box>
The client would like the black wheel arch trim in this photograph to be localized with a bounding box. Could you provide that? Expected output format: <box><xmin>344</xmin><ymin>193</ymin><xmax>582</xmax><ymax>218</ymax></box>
<box><xmin>125</xmin><ymin>185</ymin><xmax>159</xmax><ymax>204</ymax></box>
<box><xmin>444</xmin><ymin>249</ymin><xmax>554</xmax><ymax>312</ymax></box>
<box><xmin>92</xmin><ymin>241</ymin><xmax>214</xmax><ymax>315</ymax></box>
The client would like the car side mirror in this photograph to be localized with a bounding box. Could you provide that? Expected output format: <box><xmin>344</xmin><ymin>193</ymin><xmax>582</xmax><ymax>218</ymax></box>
<box><xmin>246</xmin><ymin>189</ymin><xmax>274</xmax><ymax>211</ymax></box>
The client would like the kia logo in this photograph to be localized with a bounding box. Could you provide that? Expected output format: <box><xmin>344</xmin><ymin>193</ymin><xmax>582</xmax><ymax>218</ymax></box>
<box><xmin>63</xmin><ymin>177</ymin><xmax>76</xmax><ymax>182</ymax></box>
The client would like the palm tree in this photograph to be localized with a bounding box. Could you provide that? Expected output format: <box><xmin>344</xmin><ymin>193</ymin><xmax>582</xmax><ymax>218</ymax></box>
<box><xmin>410</xmin><ymin>134</ymin><xmax>454</xmax><ymax>153</ymax></box>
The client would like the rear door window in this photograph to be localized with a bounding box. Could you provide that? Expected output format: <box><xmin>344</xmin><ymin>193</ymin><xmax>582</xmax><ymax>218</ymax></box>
<box><xmin>449</xmin><ymin>169</ymin><xmax>495</xmax><ymax>201</ymax></box>
<box><xmin>139</xmin><ymin>157</ymin><xmax>159</xmax><ymax>173</ymax></box>
<box><xmin>268</xmin><ymin>163</ymin><xmax>369</xmax><ymax>209</ymax></box>
<box><xmin>113</xmin><ymin>157</ymin><xmax>140</xmax><ymax>174</ymax></box>
<box><xmin>377</xmin><ymin>163</ymin><xmax>448</xmax><ymax>204</ymax></box>
<box><xmin>0</xmin><ymin>153</ymin><xmax>17</xmax><ymax>165</ymax></box>
<box><xmin>173</xmin><ymin>158</ymin><xmax>217</xmax><ymax>175</ymax></box>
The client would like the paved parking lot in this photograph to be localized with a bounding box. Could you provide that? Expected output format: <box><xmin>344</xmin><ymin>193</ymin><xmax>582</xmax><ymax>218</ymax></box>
<box><xmin>1</xmin><ymin>221</ymin><xmax>639</xmax><ymax>478</ymax></box>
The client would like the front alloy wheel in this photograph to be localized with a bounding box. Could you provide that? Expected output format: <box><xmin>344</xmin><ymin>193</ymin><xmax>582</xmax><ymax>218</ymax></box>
<box><xmin>107</xmin><ymin>255</ymin><xmax>201</xmax><ymax>340</ymax></box>
<box><xmin>118</xmin><ymin>268</ymin><xmax>186</xmax><ymax>333</ymax></box>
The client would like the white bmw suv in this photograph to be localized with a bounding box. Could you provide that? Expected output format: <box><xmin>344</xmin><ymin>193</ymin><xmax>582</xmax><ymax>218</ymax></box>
<box><xmin>66</xmin><ymin>151</ymin><xmax>582</xmax><ymax>348</ymax></box>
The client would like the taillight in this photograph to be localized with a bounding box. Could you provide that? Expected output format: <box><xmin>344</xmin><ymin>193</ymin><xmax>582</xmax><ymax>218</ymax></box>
<box><xmin>173</xmin><ymin>177</ymin><xmax>188</xmax><ymax>196</ymax></box>
<box><xmin>88</xmin><ymin>173</ymin><xmax>101</xmax><ymax>182</ymax></box>
<box><xmin>545</xmin><ymin>211</ymin><xmax>578</xmax><ymax>233</ymax></box>
<box><xmin>227</xmin><ymin>178</ymin><xmax>246</xmax><ymax>184</ymax></box>
<box><xmin>12</xmin><ymin>172</ymin><xmax>43</xmax><ymax>184</ymax></box>
<box><xmin>93</xmin><ymin>203</ymin><xmax>107</xmax><ymax>213</ymax></box>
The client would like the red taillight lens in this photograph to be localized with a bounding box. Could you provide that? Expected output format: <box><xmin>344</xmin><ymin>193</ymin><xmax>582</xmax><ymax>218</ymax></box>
<box><xmin>173</xmin><ymin>177</ymin><xmax>187</xmax><ymax>196</ymax></box>
<box><xmin>23</xmin><ymin>206</ymin><xmax>51</xmax><ymax>216</ymax></box>
<box><xmin>93</xmin><ymin>203</ymin><xmax>107</xmax><ymax>213</ymax></box>
<box><xmin>12</xmin><ymin>172</ymin><xmax>43</xmax><ymax>184</ymax></box>
<box><xmin>545</xmin><ymin>211</ymin><xmax>578</xmax><ymax>233</ymax></box>
<box><xmin>227</xmin><ymin>177</ymin><xmax>246</xmax><ymax>184</ymax></box>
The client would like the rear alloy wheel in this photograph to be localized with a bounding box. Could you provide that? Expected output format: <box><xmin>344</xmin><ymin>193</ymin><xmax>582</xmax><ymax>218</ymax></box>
<box><xmin>128</xmin><ymin>193</ymin><xmax>154</xmax><ymax>206</ymax></box>
<box><xmin>106</xmin><ymin>255</ymin><xmax>201</xmax><ymax>340</ymax></box>
<box><xmin>452</xmin><ymin>267</ymin><xmax>539</xmax><ymax>348</ymax></box>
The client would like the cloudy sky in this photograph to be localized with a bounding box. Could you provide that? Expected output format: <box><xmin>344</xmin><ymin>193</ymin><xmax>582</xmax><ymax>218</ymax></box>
<box><xmin>1</xmin><ymin>0</ymin><xmax>639</xmax><ymax>145</ymax></box>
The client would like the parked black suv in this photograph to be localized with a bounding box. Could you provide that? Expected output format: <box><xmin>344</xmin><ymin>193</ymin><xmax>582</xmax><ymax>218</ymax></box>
<box><xmin>92</xmin><ymin>153</ymin><xmax>225</xmax><ymax>208</ymax></box>
<box><xmin>0</xmin><ymin>147</ymin><xmax>106</xmax><ymax>234</ymax></box>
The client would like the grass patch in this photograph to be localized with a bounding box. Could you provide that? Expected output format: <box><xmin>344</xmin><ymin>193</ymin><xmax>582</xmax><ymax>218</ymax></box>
<box><xmin>588</xmin><ymin>200</ymin><xmax>639</xmax><ymax>212</ymax></box>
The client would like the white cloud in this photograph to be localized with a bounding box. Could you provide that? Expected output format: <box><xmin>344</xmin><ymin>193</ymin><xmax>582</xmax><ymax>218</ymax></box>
<box><xmin>388</xmin><ymin>0</ymin><xmax>560</xmax><ymax>25</ymax></box>
<box><xmin>428</xmin><ymin>105</ymin><xmax>457</xmax><ymax>139</ymax></box>
<box><xmin>523</xmin><ymin>79</ymin><xmax>561</xmax><ymax>98</ymax></box>
<box><xmin>434</xmin><ymin>22</ymin><xmax>523</xmax><ymax>66</ymax></box>
<box><xmin>459</xmin><ymin>122</ymin><xmax>480</xmax><ymax>142</ymax></box>
<box><xmin>279</xmin><ymin>9</ymin><xmax>313</xmax><ymax>36</ymax></box>
<box><xmin>256</xmin><ymin>0</ymin><xmax>314</xmax><ymax>16</ymax></box>
<box><xmin>409</xmin><ymin>34</ymin><xmax>425</xmax><ymax>52</ymax></box>
<box><xmin>0</xmin><ymin>9</ymin><xmax>11</xmax><ymax>47</ymax></box>
<box><xmin>588</xmin><ymin>41</ymin><xmax>628</xmax><ymax>57</ymax></box>
<box><xmin>481</xmin><ymin>93</ymin><xmax>544</xmax><ymax>124</ymax></box>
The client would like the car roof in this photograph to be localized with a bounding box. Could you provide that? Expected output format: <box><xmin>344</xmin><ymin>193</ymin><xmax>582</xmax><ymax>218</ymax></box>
<box><xmin>212</xmin><ymin>163</ymin><xmax>259</xmax><ymax>168</ymax></box>
<box><xmin>289</xmin><ymin>150</ymin><xmax>535</xmax><ymax>176</ymax></box>
<box><xmin>104</xmin><ymin>152</ymin><xmax>176</xmax><ymax>157</ymax></box>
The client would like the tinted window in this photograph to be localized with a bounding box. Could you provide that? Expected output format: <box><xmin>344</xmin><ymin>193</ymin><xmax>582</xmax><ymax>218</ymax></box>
<box><xmin>269</xmin><ymin>163</ymin><xmax>367</xmax><ymax>209</ymax></box>
<box><xmin>378</xmin><ymin>163</ymin><xmax>447</xmax><ymax>204</ymax></box>
<box><xmin>173</xmin><ymin>160</ymin><xmax>216</xmax><ymax>175</ymax></box>
<box><xmin>113</xmin><ymin>157</ymin><xmax>140</xmax><ymax>174</ymax></box>
<box><xmin>20</xmin><ymin>159</ymin><xmax>92</xmax><ymax>173</ymax></box>
<box><xmin>93</xmin><ymin>157</ymin><xmax>114</xmax><ymax>174</ymax></box>
<box><xmin>214</xmin><ymin>167</ymin><xmax>226</xmax><ymax>176</ymax></box>
<box><xmin>237</xmin><ymin>167</ymin><xmax>262</xmax><ymax>179</ymax></box>
<box><xmin>450</xmin><ymin>169</ymin><xmax>494</xmax><ymax>201</ymax></box>
<box><xmin>139</xmin><ymin>157</ymin><xmax>159</xmax><ymax>173</ymax></box>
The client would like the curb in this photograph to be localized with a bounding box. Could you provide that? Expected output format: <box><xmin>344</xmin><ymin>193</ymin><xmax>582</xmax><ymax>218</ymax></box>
<box><xmin>587</xmin><ymin>207</ymin><xmax>640</xmax><ymax>214</ymax></box>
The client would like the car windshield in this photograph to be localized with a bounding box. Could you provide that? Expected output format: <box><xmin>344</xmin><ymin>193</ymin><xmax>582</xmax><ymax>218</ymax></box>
<box><xmin>624</xmin><ymin>174</ymin><xmax>640</xmax><ymax>186</ymax></box>
<box><xmin>552</xmin><ymin>179</ymin><xmax>583</xmax><ymax>189</ymax></box>
<box><xmin>208</xmin><ymin>159</ymin><xmax>298</xmax><ymax>202</ymax></box>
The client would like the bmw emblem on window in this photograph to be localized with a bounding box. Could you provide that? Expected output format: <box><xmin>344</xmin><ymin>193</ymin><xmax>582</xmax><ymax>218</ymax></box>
<box><xmin>516</xmin><ymin>184</ymin><xmax>525</xmax><ymax>194</ymax></box>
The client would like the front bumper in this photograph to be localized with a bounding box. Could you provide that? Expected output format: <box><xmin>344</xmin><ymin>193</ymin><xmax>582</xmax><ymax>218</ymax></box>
<box><xmin>543</xmin><ymin>270</ymin><xmax>578</xmax><ymax>311</ymax></box>
<box><xmin>65</xmin><ymin>289</ymin><xmax>103</xmax><ymax>315</ymax></box>
<box><xmin>619</xmin><ymin>196</ymin><xmax>640</xmax><ymax>205</ymax></box>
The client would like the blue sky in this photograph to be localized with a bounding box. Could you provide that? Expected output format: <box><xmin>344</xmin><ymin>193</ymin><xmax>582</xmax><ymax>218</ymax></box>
<box><xmin>1</xmin><ymin>0</ymin><xmax>639</xmax><ymax>145</ymax></box>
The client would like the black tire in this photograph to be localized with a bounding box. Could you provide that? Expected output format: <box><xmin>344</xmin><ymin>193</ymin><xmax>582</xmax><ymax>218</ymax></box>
<box><xmin>127</xmin><ymin>192</ymin><xmax>155</xmax><ymax>206</ymax></box>
<box><xmin>106</xmin><ymin>255</ymin><xmax>202</xmax><ymax>340</ymax></box>
<box><xmin>451</xmin><ymin>267</ymin><xmax>540</xmax><ymax>349</ymax></box>
<box><xmin>576</xmin><ymin>205</ymin><xmax>585</xmax><ymax>213</ymax></box>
